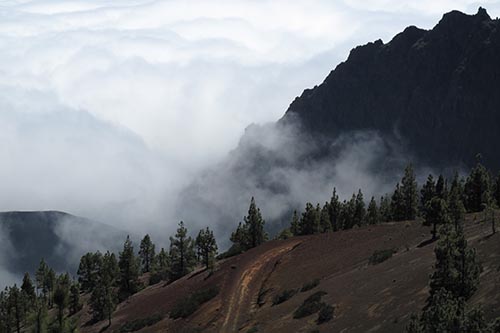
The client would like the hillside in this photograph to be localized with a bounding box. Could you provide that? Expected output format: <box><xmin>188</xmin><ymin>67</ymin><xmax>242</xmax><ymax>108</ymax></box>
<box><xmin>0</xmin><ymin>211</ymin><xmax>127</xmax><ymax>278</ymax></box>
<box><xmin>77</xmin><ymin>212</ymin><xmax>500</xmax><ymax>333</ymax></box>
<box><xmin>283</xmin><ymin>7</ymin><xmax>500</xmax><ymax>170</ymax></box>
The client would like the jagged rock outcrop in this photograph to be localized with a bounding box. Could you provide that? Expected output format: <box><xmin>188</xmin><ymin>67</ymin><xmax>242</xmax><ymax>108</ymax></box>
<box><xmin>283</xmin><ymin>7</ymin><xmax>500</xmax><ymax>169</ymax></box>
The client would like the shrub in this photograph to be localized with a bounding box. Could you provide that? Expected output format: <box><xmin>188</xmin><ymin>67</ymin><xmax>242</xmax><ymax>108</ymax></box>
<box><xmin>272</xmin><ymin>289</ymin><xmax>297</xmax><ymax>305</ymax></box>
<box><xmin>300</xmin><ymin>279</ymin><xmax>320</xmax><ymax>292</ymax></box>
<box><xmin>369</xmin><ymin>248</ymin><xmax>396</xmax><ymax>265</ymax></box>
<box><xmin>293</xmin><ymin>291</ymin><xmax>327</xmax><ymax>319</ymax></box>
<box><xmin>317</xmin><ymin>304</ymin><xmax>334</xmax><ymax>324</ymax></box>
<box><xmin>217</xmin><ymin>244</ymin><xmax>243</xmax><ymax>260</ymax></box>
<box><xmin>247</xmin><ymin>326</ymin><xmax>259</xmax><ymax>333</ymax></box>
<box><xmin>119</xmin><ymin>313</ymin><xmax>163</xmax><ymax>332</ymax></box>
<box><xmin>170</xmin><ymin>286</ymin><xmax>219</xmax><ymax>319</ymax></box>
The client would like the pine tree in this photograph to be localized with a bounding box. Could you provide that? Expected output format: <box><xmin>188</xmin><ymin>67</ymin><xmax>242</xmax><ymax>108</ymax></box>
<box><xmin>150</xmin><ymin>247</ymin><xmax>171</xmax><ymax>284</ymax></box>
<box><xmin>329</xmin><ymin>188</ymin><xmax>341</xmax><ymax>231</ymax></box>
<box><xmin>424</xmin><ymin>197</ymin><xmax>449</xmax><ymax>240</ymax></box>
<box><xmin>139</xmin><ymin>234</ymin><xmax>156</xmax><ymax>273</ymax></box>
<box><xmin>420</xmin><ymin>174</ymin><xmax>436</xmax><ymax>215</ymax></box>
<box><xmin>320</xmin><ymin>203</ymin><xmax>332</xmax><ymax>232</ymax></box>
<box><xmin>354</xmin><ymin>189</ymin><xmax>366</xmax><ymax>227</ymax></box>
<box><xmin>401</xmin><ymin>164</ymin><xmax>418</xmax><ymax>220</ymax></box>
<box><xmin>33</xmin><ymin>295</ymin><xmax>48</xmax><ymax>333</ymax></box>
<box><xmin>300</xmin><ymin>202</ymin><xmax>320</xmax><ymax>234</ymax></box>
<box><xmin>290</xmin><ymin>210</ymin><xmax>301</xmax><ymax>236</ymax></box>
<box><xmin>493</xmin><ymin>172</ymin><xmax>500</xmax><ymax>208</ymax></box>
<box><xmin>435</xmin><ymin>174</ymin><xmax>448</xmax><ymax>201</ymax></box>
<box><xmin>118</xmin><ymin>236</ymin><xmax>141</xmax><ymax>298</ymax></box>
<box><xmin>391</xmin><ymin>183</ymin><xmax>405</xmax><ymax>221</ymax></box>
<box><xmin>243</xmin><ymin>197</ymin><xmax>267</xmax><ymax>248</ymax></box>
<box><xmin>91</xmin><ymin>251</ymin><xmax>119</xmax><ymax>325</ymax></box>
<box><xmin>69</xmin><ymin>281</ymin><xmax>81</xmax><ymax>315</ymax></box>
<box><xmin>407</xmin><ymin>209</ymin><xmax>483</xmax><ymax>332</ymax></box>
<box><xmin>379</xmin><ymin>195</ymin><xmax>392</xmax><ymax>222</ymax></box>
<box><xmin>195</xmin><ymin>227</ymin><xmax>218</xmax><ymax>270</ymax></box>
<box><xmin>448</xmin><ymin>184</ymin><xmax>466</xmax><ymax>233</ymax></box>
<box><xmin>464</xmin><ymin>160</ymin><xmax>491</xmax><ymax>212</ymax></box>
<box><xmin>20</xmin><ymin>272</ymin><xmax>36</xmax><ymax>306</ymax></box>
<box><xmin>35</xmin><ymin>259</ymin><xmax>49</xmax><ymax>298</ymax></box>
<box><xmin>45</xmin><ymin>268</ymin><xmax>56</xmax><ymax>308</ymax></box>
<box><xmin>53</xmin><ymin>273</ymin><xmax>70</xmax><ymax>330</ymax></box>
<box><xmin>170</xmin><ymin>222</ymin><xmax>197</xmax><ymax>280</ymax></box>
<box><xmin>7</xmin><ymin>285</ymin><xmax>24</xmax><ymax>333</ymax></box>
<box><xmin>367</xmin><ymin>197</ymin><xmax>380</xmax><ymax>225</ymax></box>
<box><xmin>77</xmin><ymin>251</ymin><xmax>103</xmax><ymax>292</ymax></box>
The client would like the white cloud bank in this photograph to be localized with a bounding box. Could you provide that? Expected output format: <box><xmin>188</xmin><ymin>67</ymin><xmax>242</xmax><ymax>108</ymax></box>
<box><xmin>0</xmin><ymin>0</ymin><xmax>499</xmax><ymax>234</ymax></box>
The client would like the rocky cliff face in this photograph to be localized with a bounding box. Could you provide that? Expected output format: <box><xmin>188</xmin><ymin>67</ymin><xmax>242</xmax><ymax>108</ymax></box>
<box><xmin>177</xmin><ymin>8</ymin><xmax>500</xmax><ymax>239</ymax></box>
<box><xmin>283</xmin><ymin>8</ymin><xmax>500</xmax><ymax>169</ymax></box>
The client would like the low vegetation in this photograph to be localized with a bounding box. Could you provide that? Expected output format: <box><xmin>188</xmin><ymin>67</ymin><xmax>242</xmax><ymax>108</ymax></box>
<box><xmin>170</xmin><ymin>286</ymin><xmax>219</xmax><ymax>319</ymax></box>
<box><xmin>317</xmin><ymin>304</ymin><xmax>335</xmax><ymax>324</ymax></box>
<box><xmin>272</xmin><ymin>289</ymin><xmax>298</xmax><ymax>305</ymax></box>
<box><xmin>119</xmin><ymin>313</ymin><xmax>164</xmax><ymax>332</ymax></box>
<box><xmin>369</xmin><ymin>248</ymin><xmax>397</xmax><ymax>265</ymax></box>
<box><xmin>293</xmin><ymin>291</ymin><xmax>328</xmax><ymax>319</ymax></box>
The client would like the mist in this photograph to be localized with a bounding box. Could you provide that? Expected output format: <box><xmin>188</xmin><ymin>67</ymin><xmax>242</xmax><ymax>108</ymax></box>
<box><xmin>1</xmin><ymin>1</ymin><xmax>499</xmax><ymax>286</ymax></box>
<box><xmin>175</xmin><ymin>118</ymin><xmax>417</xmax><ymax>247</ymax></box>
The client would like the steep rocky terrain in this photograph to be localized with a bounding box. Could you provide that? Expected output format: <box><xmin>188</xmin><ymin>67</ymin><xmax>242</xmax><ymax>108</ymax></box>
<box><xmin>284</xmin><ymin>7</ymin><xmax>500</xmax><ymax>170</ymax></box>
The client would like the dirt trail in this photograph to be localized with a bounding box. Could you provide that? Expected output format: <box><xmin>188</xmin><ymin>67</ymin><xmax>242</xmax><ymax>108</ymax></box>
<box><xmin>220</xmin><ymin>240</ymin><xmax>301</xmax><ymax>332</ymax></box>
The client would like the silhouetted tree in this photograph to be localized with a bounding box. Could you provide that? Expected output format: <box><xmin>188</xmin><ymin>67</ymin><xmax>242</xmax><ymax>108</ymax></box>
<box><xmin>91</xmin><ymin>251</ymin><xmax>119</xmax><ymax>325</ymax></box>
<box><xmin>379</xmin><ymin>195</ymin><xmax>392</xmax><ymax>222</ymax></box>
<box><xmin>367</xmin><ymin>197</ymin><xmax>380</xmax><ymax>225</ymax></box>
<box><xmin>391</xmin><ymin>183</ymin><xmax>405</xmax><ymax>221</ymax></box>
<box><xmin>150</xmin><ymin>248</ymin><xmax>170</xmax><ymax>284</ymax></box>
<box><xmin>69</xmin><ymin>281</ymin><xmax>81</xmax><ymax>315</ymax></box>
<box><xmin>290</xmin><ymin>210</ymin><xmax>301</xmax><ymax>236</ymax></box>
<box><xmin>139</xmin><ymin>234</ymin><xmax>156</xmax><ymax>273</ymax></box>
<box><xmin>401</xmin><ymin>164</ymin><xmax>419</xmax><ymax>220</ymax></box>
<box><xmin>493</xmin><ymin>172</ymin><xmax>500</xmax><ymax>208</ymax></box>
<box><xmin>170</xmin><ymin>222</ymin><xmax>197</xmax><ymax>280</ymax></box>
<box><xmin>420</xmin><ymin>174</ymin><xmax>436</xmax><ymax>215</ymax></box>
<box><xmin>53</xmin><ymin>273</ymin><xmax>70</xmax><ymax>330</ymax></box>
<box><xmin>424</xmin><ymin>197</ymin><xmax>449</xmax><ymax>240</ymax></box>
<box><xmin>20</xmin><ymin>273</ymin><xmax>36</xmax><ymax>306</ymax></box>
<box><xmin>435</xmin><ymin>174</ymin><xmax>448</xmax><ymax>201</ymax></box>
<box><xmin>329</xmin><ymin>188</ymin><xmax>341</xmax><ymax>231</ymax></box>
<box><xmin>243</xmin><ymin>197</ymin><xmax>267</xmax><ymax>248</ymax></box>
<box><xmin>77</xmin><ymin>251</ymin><xmax>103</xmax><ymax>292</ymax></box>
<box><xmin>320</xmin><ymin>203</ymin><xmax>332</xmax><ymax>232</ymax></box>
<box><xmin>195</xmin><ymin>227</ymin><xmax>218</xmax><ymax>270</ymax></box>
<box><xmin>118</xmin><ymin>236</ymin><xmax>141</xmax><ymax>298</ymax></box>
<box><xmin>464</xmin><ymin>160</ymin><xmax>491</xmax><ymax>212</ymax></box>
<box><xmin>300</xmin><ymin>202</ymin><xmax>320</xmax><ymax>234</ymax></box>
<box><xmin>354</xmin><ymin>189</ymin><xmax>366</xmax><ymax>227</ymax></box>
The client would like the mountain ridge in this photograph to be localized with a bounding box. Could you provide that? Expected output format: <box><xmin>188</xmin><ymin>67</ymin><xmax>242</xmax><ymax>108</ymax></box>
<box><xmin>282</xmin><ymin>7</ymin><xmax>500</xmax><ymax>169</ymax></box>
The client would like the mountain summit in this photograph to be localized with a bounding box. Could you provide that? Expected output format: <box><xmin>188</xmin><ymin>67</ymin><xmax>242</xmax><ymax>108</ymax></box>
<box><xmin>283</xmin><ymin>7</ymin><xmax>500</xmax><ymax>169</ymax></box>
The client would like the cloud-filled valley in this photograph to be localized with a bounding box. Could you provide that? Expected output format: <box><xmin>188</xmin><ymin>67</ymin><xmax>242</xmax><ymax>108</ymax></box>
<box><xmin>1</xmin><ymin>0</ymin><xmax>499</xmax><ymax>244</ymax></box>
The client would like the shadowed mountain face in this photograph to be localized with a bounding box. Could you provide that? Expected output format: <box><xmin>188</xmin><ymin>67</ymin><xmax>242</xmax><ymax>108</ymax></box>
<box><xmin>0</xmin><ymin>211</ymin><xmax>127</xmax><ymax>278</ymax></box>
<box><xmin>177</xmin><ymin>8</ymin><xmax>500</xmax><ymax>241</ymax></box>
<box><xmin>283</xmin><ymin>8</ymin><xmax>500</xmax><ymax>170</ymax></box>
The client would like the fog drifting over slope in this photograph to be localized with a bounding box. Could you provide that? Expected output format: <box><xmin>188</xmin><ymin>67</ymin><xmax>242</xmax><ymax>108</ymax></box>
<box><xmin>1</xmin><ymin>0</ymin><xmax>499</xmax><ymax>239</ymax></box>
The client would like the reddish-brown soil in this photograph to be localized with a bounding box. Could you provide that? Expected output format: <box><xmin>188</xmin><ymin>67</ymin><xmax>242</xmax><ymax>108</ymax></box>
<box><xmin>77</xmin><ymin>213</ymin><xmax>500</xmax><ymax>333</ymax></box>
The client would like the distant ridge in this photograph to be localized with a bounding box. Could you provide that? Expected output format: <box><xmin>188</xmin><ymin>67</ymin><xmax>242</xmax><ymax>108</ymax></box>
<box><xmin>0</xmin><ymin>210</ymin><xmax>127</xmax><ymax>278</ymax></box>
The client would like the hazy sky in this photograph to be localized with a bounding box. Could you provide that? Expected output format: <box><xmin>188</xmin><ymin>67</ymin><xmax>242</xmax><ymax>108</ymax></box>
<box><xmin>1</xmin><ymin>0</ymin><xmax>499</xmax><ymax>232</ymax></box>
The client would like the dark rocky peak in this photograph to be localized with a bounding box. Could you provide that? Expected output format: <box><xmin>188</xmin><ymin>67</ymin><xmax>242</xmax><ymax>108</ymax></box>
<box><xmin>282</xmin><ymin>8</ymin><xmax>500</xmax><ymax>170</ymax></box>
